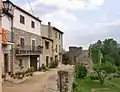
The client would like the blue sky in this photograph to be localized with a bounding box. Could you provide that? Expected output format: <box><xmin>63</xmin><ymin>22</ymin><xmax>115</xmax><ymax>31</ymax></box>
<box><xmin>11</xmin><ymin>0</ymin><xmax>120</xmax><ymax>50</ymax></box>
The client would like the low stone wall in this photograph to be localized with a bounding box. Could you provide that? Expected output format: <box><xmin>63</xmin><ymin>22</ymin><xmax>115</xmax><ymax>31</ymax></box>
<box><xmin>57</xmin><ymin>66</ymin><xmax>74</xmax><ymax>92</ymax></box>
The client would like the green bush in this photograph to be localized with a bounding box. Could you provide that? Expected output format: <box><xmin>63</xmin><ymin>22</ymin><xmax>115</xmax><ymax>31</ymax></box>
<box><xmin>49</xmin><ymin>60</ymin><xmax>59</xmax><ymax>68</ymax></box>
<box><xmin>90</xmin><ymin>75</ymin><xmax>99</xmax><ymax>80</ymax></box>
<box><xmin>41</xmin><ymin>63</ymin><xmax>46</xmax><ymax>70</ymax></box>
<box><xmin>75</xmin><ymin>63</ymin><xmax>88</xmax><ymax>79</ymax></box>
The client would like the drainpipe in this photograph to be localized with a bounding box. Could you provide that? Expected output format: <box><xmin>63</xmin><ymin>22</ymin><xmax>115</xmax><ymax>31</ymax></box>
<box><xmin>11</xmin><ymin>14</ymin><xmax>14</xmax><ymax>73</ymax></box>
<box><xmin>0</xmin><ymin>7</ymin><xmax>3</xmax><ymax>92</ymax></box>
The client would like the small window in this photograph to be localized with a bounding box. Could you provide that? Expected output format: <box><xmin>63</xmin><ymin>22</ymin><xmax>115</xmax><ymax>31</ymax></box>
<box><xmin>31</xmin><ymin>21</ymin><xmax>35</xmax><ymax>28</ymax></box>
<box><xmin>55</xmin><ymin>32</ymin><xmax>57</xmax><ymax>38</ymax></box>
<box><xmin>59</xmin><ymin>34</ymin><xmax>60</xmax><ymax>40</ymax></box>
<box><xmin>32</xmin><ymin>39</ymin><xmax>36</xmax><ymax>50</ymax></box>
<box><xmin>59</xmin><ymin>45</ymin><xmax>60</xmax><ymax>52</ymax></box>
<box><xmin>20</xmin><ymin>37</ymin><xmax>24</xmax><ymax>47</ymax></box>
<box><xmin>46</xmin><ymin>56</ymin><xmax>49</xmax><ymax>67</ymax></box>
<box><xmin>56</xmin><ymin>45</ymin><xmax>57</xmax><ymax>52</ymax></box>
<box><xmin>55</xmin><ymin>55</ymin><xmax>58</xmax><ymax>61</ymax></box>
<box><xmin>20</xmin><ymin>15</ymin><xmax>25</xmax><ymax>24</ymax></box>
<box><xmin>50</xmin><ymin>57</ymin><xmax>53</xmax><ymax>63</ymax></box>
<box><xmin>45</xmin><ymin>41</ymin><xmax>49</xmax><ymax>49</ymax></box>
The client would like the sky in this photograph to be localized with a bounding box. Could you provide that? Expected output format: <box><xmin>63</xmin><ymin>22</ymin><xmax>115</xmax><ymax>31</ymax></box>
<box><xmin>11</xmin><ymin>0</ymin><xmax>120</xmax><ymax>50</ymax></box>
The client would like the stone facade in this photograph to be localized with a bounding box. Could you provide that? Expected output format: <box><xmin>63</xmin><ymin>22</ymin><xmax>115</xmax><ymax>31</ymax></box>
<box><xmin>13</xmin><ymin>28</ymin><xmax>42</xmax><ymax>47</ymax></box>
<box><xmin>69</xmin><ymin>47</ymin><xmax>82</xmax><ymax>64</ymax></box>
<box><xmin>41</xmin><ymin>22</ymin><xmax>63</xmax><ymax>67</ymax></box>
<box><xmin>57</xmin><ymin>68</ymin><xmax>74</xmax><ymax>92</ymax></box>
<box><xmin>41</xmin><ymin>37</ymin><xmax>53</xmax><ymax>67</ymax></box>
<box><xmin>65</xmin><ymin>46</ymin><xmax>93</xmax><ymax>72</ymax></box>
<box><xmin>12</xmin><ymin>28</ymin><xmax>42</xmax><ymax>72</ymax></box>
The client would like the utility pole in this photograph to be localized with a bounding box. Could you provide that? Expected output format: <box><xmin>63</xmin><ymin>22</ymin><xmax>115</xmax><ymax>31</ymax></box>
<box><xmin>0</xmin><ymin>1</ymin><xmax>3</xmax><ymax>92</ymax></box>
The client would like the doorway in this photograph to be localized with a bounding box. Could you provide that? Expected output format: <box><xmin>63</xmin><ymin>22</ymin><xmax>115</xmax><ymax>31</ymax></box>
<box><xmin>46</xmin><ymin>56</ymin><xmax>49</xmax><ymax>67</ymax></box>
<box><xmin>30</xmin><ymin>56</ymin><xmax>37</xmax><ymax>71</ymax></box>
<box><xmin>4</xmin><ymin>54</ymin><xmax>9</xmax><ymax>73</ymax></box>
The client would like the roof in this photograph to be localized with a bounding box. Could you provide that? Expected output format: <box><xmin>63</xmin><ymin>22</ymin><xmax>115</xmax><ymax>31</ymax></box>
<box><xmin>5</xmin><ymin>0</ymin><xmax>42</xmax><ymax>22</ymax></box>
<box><xmin>42</xmin><ymin>36</ymin><xmax>53</xmax><ymax>42</ymax></box>
<box><xmin>52</xmin><ymin>27</ymin><xmax>64</xmax><ymax>34</ymax></box>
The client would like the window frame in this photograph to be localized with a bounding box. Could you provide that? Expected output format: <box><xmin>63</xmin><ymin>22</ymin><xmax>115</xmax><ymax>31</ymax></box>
<box><xmin>31</xmin><ymin>38</ymin><xmax>36</xmax><ymax>50</ymax></box>
<box><xmin>45</xmin><ymin>41</ymin><xmax>49</xmax><ymax>49</ymax></box>
<box><xmin>59</xmin><ymin>34</ymin><xmax>60</xmax><ymax>40</ymax></box>
<box><xmin>19</xmin><ymin>37</ymin><xmax>25</xmax><ymax>47</ymax></box>
<box><xmin>20</xmin><ymin>15</ymin><xmax>25</xmax><ymax>24</ymax></box>
<box><xmin>55</xmin><ymin>31</ymin><xmax>57</xmax><ymax>38</ymax></box>
<box><xmin>31</xmin><ymin>20</ymin><xmax>35</xmax><ymax>28</ymax></box>
<box><xmin>56</xmin><ymin>45</ymin><xmax>57</xmax><ymax>52</ymax></box>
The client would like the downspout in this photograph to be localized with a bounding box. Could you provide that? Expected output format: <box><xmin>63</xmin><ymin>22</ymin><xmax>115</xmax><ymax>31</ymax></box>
<box><xmin>11</xmin><ymin>15</ymin><xmax>14</xmax><ymax>72</ymax></box>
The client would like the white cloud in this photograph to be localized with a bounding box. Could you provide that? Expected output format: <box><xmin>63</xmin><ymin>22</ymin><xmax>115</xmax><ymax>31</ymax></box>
<box><xmin>12</xmin><ymin>0</ymin><xmax>106</xmax><ymax>50</ymax></box>
<box><xmin>23</xmin><ymin>0</ymin><xmax>105</xmax><ymax>11</ymax></box>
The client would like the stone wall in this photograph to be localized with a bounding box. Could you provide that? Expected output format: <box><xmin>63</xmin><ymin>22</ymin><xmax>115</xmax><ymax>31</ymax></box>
<box><xmin>57</xmin><ymin>67</ymin><xmax>74</xmax><ymax>92</ymax></box>
<box><xmin>12</xmin><ymin>28</ymin><xmax>42</xmax><ymax>72</ymax></box>
<box><xmin>69</xmin><ymin>46</ymin><xmax>82</xmax><ymax>64</ymax></box>
<box><xmin>13</xmin><ymin>28</ymin><xmax>42</xmax><ymax>47</ymax></box>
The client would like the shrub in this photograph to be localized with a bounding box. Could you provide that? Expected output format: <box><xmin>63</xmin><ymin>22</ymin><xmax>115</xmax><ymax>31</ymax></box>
<box><xmin>30</xmin><ymin>67</ymin><xmax>35</xmax><ymax>72</ymax></box>
<box><xmin>90</xmin><ymin>75</ymin><xmax>99</xmax><ymax>80</ymax></box>
<box><xmin>10</xmin><ymin>74</ymin><xmax>14</xmax><ymax>78</ymax></box>
<box><xmin>41</xmin><ymin>63</ymin><xmax>46</xmax><ymax>70</ymax></box>
<box><xmin>49</xmin><ymin>60</ymin><xmax>59</xmax><ymax>68</ymax></box>
<box><xmin>75</xmin><ymin>63</ymin><xmax>87</xmax><ymax>79</ymax></box>
<box><xmin>113</xmin><ymin>74</ymin><xmax>120</xmax><ymax>78</ymax></box>
<box><xmin>8</xmin><ymin>71</ymin><xmax>12</xmax><ymax>75</ymax></box>
<box><xmin>2</xmin><ymin>74</ymin><xmax>6</xmax><ymax>79</ymax></box>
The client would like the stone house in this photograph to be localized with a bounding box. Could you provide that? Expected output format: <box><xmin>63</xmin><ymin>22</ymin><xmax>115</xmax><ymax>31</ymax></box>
<box><xmin>2</xmin><ymin>0</ymin><xmax>43</xmax><ymax>74</ymax></box>
<box><xmin>41</xmin><ymin>22</ymin><xmax>63</xmax><ymax>67</ymax></box>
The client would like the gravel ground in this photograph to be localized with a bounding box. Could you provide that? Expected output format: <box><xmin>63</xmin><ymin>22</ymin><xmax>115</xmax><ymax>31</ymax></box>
<box><xmin>3</xmin><ymin>65</ymin><xmax>73</xmax><ymax>92</ymax></box>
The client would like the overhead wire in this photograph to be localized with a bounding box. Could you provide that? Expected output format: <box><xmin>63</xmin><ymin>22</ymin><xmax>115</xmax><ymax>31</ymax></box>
<box><xmin>26</xmin><ymin>0</ymin><xmax>35</xmax><ymax>15</ymax></box>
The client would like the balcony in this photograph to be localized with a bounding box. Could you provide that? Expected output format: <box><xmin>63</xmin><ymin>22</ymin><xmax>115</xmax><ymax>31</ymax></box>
<box><xmin>15</xmin><ymin>45</ymin><xmax>43</xmax><ymax>56</ymax></box>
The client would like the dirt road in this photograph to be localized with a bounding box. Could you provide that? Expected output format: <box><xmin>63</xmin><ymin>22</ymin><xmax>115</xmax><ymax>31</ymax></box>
<box><xmin>3</xmin><ymin>65</ymin><xmax>73</xmax><ymax>92</ymax></box>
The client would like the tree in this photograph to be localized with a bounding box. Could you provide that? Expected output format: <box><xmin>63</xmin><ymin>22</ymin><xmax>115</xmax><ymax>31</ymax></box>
<box><xmin>90</xmin><ymin>38</ymin><xmax>120</xmax><ymax>66</ymax></box>
<box><xmin>93</xmin><ymin>62</ymin><xmax>116</xmax><ymax>85</ymax></box>
<box><xmin>75</xmin><ymin>62</ymin><xmax>87</xmax><ymax>79</ymax></box>
<box><xmin>62</xmin><ymin>52</ymin><xmax>70</xmax><ymax>65</ymax></box>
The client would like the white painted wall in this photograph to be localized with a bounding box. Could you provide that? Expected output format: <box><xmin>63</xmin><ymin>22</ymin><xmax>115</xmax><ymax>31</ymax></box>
<box><xmin>23</xmin><ymin>56</ymin><xmax>30</xmax><ymax>70</ymax></box>
<box><xmin>13</xmin><ymin>9</ymin><xmax>41</xmax><ymax>36</ymax></box>
<box><xmin>2</xmin><ymin>15</ymin><xmax>11</xmax><ymax>31</ymax></box>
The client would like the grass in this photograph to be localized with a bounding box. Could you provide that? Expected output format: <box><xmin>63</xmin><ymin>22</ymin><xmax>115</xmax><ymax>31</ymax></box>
<box><xmin>73</xmin><ymin>77</ymin><xmax>120</xmax><ymax>92</ymax></box>
<box><xmin>110</xmin><ymin>78</ymin><xmax>120</xmax><ymax>87</ymax></box>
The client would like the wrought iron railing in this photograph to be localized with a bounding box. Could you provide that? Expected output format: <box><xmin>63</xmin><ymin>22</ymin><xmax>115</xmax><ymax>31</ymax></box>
<box><xmin>15</xmin><ymin>45</ymin><xmax>43</xmax><ymax>56</ymax></box>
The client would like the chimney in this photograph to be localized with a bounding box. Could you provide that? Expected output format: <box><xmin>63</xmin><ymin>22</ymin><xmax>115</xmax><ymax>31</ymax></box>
<box><xmin>48</xmin><ymin>22</ymin><xmax>51</xmax><ymax>27</ymax></box>
<box><xmin>48</xmin><ymin>22</ymin><xmax>51</xmax><ymax>38</ymax></box>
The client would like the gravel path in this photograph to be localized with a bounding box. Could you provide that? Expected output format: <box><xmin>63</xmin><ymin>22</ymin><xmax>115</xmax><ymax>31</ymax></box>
<box><xmin>3</xmin><ymin>65</ymin><xmax>73</xmax><ymax>92</ymax></box>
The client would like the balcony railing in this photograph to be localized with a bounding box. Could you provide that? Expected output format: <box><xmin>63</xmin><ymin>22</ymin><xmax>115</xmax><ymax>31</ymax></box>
<box><xmin>15</xmin><ymin>45</ymin><xmax>43</xmax><ymax>56</ymax></box>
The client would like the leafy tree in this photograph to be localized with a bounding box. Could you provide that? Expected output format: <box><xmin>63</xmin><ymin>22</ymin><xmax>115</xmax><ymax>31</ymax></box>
<box><xmin>93</xmin><ymin>62</ymin><xmax>116</xmax><ymax>85</ymax></box>
<box><xmin>90</xmin><ymin>38</ymin><xmax>120</xmax><ymax>66</ymax></box>
<box><xmin>75</xmin><ymin>62</ymin><xmax>87</xmax><ymax>79</ymax></box>
<box><xmin>62</xmin><ymin>53</ymin><xmax>70</xmax><ymax>65</ymax></box>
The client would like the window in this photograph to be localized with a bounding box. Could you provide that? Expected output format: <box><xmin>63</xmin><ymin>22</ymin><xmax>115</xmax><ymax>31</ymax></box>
<box><xmin>31</xmin><ymin>21</ymin><xmax>35</xmax><ymax>28</ymax></box>
<box><xmin>59</xmin><ymin>45</ymin><xmax>60</xmax><ymax>52</ymax></box>
<box><xmin>32</xmin><ymin>39</ymin><xmax>36</xmax><ymax>50</ymax></box>
<box><xmin>50</xmin><ymin>57</ymin><xmax>53</xmax><ymax>63</ymax></box>
<box><xmin>56</xmin><ymin>45</ymin><xmax>57</xmax><ymax>52</ymax></box>
<box><xmin>45</xmin><ymin>41</ymin><xmax>49</xmax><ymax>49</ymax></box>
<box><xmin>46</xmin><ymin>56</ymin><xmax>49</xmax><ymax>67</ymax></box>
<box><xmin>55</xmin><ymin>55</ymin><xmax>58</xmax><ymax>61</ymax></box>
<box><xmin>59</xmin><ymin>34</ymin><xmax>60</xmax><ymax>40</ymax></box>
<box><xmin>20</xmin><ymin>15</ymin><xmax>25</xmax><ymax>24</ymax></box>
<box><xmin>55</xmin><ymin>32</ymin><xmax>57</xmax><ymax>38</ymax></box>
<box><xmin>20</xmin><ymin>37</ymin><xmax>24</xmax><ymax>47</ymax></box>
